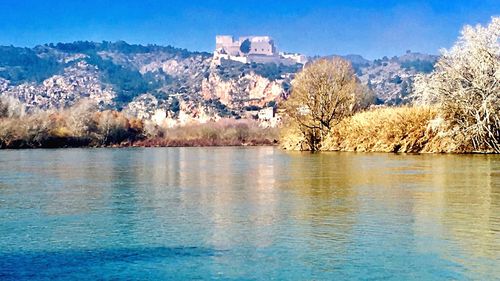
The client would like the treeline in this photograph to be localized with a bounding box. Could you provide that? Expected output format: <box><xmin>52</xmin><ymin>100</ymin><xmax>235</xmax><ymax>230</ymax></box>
<box><xmin>137</xmin><ymin>119</ymin><xmax>278</xmax><ymax>147</ymax></box>
<box><xmin>0</xmin><ymin>46</ymin><xmax>63</xmax><ymax>84</ymax></box>
<box><xmin>0</xmin><ymin>99</ymin><xmax>143</xmax><ymax>148</ymax></box>
<box><xmin>47</xmin><ymin>40</ymin><xmax>210</xmax><ymax>57</ymax></box>
<box><xmin>400</xmin><ymin>59</ymin><xmax>434</xmax><ymax>73</ymax></box>
<box><xmin>0</xmin><ymin>98</ymin><xmax>277</xmax><ymax>149</ymax></box>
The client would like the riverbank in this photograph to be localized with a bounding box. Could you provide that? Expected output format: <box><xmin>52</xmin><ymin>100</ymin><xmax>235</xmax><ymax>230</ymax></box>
<box><xmin>0</xmin><ymin>109</ymin><xmax>278</xmax><ymax>149</ymax></box>
<box><xmin>280</xmin><ymin>106</ymin><xmax>497</xmax><ymax>154</ymax></box>
<box><xmin>0</xmin><ymin>105</ymin><xmax>495</xmax><ymax>153</ymax></box>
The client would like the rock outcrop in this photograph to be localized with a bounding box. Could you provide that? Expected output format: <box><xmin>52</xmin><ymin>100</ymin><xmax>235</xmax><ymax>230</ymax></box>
<box><xmin>1</xmin><ymin>61</ymin><xmax>115</xmax><ymax>111</ymax></box>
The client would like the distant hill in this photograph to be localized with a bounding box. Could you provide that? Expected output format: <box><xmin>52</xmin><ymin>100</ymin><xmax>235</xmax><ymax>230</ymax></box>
<box><xmin>0</xmin><ymin>41</ymin><xmax>438</xmax><ymax>124</ymax></box>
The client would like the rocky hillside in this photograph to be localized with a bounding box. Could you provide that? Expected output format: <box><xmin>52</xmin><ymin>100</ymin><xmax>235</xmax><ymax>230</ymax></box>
<box><xmin>324</xmin><ymin>51</ymin><xmax>438</xmax><ymax>105</ymax></box>
<box><xmin>355</xmin><ymin>52</ymin><xmax>437</xmax><ymax>105</ymax></box>
<box><xmin>0</xmin><ymin>41</ymin><xmax>437</xmax><ymax>125</ymax></box>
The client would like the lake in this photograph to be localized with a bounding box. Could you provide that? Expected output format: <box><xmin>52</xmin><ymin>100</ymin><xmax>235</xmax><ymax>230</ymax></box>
<box><xmin>0</xmin><ymin>147</ymin><xmax>498</xmax><ymax>280</ymax></box>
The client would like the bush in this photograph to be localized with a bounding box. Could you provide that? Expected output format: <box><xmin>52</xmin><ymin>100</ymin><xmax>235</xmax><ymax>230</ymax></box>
<box><xmin>240</xmin><ymin>39</ymin><xmax>251</xmax><ymax>54</ymax></box>
<box><xmin>0</xmin><ymin>96</ymin><xmax>25</xmax><ymax>118</ymax></box>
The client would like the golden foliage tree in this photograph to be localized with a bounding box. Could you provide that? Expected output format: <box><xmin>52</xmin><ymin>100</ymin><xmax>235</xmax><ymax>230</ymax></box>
<box><xmin>283</xmin><ymin>57</ymin><xmax>370</xmax><ymax>151</ymax></box>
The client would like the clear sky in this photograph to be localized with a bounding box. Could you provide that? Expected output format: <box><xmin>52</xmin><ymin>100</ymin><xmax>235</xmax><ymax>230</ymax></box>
<box><xmin>0</xmin><ymin>0</ymin><xmax>498</xmax><ymax>59</ymax></box>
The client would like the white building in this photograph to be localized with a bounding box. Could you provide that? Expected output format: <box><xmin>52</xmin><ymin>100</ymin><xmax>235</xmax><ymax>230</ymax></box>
<box><xmin>214</xmin><ymin>35</ymin><xmax>308</xmax><ymax>66</ymax></box>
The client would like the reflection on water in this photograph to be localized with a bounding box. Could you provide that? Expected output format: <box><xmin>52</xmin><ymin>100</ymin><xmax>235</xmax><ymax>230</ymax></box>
<box><xmin>0</xmin><ymin>148</ymin><xmax>498</xmax><ymax>280</ymax></box>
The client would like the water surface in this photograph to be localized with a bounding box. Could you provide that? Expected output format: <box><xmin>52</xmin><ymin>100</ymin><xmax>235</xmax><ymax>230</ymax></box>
<box><xmin>0</xmin><ymin>147</ymin><xmax>499</xmax><ymax>280</ymax></box>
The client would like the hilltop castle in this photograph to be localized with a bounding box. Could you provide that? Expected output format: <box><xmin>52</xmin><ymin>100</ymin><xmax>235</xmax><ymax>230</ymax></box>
<box><xmin>214</xmin><ymin>35</ymin><xmax>307</xmax><ymax>65</ymax></box>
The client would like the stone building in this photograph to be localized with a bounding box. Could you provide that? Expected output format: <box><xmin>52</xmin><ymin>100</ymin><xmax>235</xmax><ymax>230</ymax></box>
<box><xmin>216</xmin><ymin>36</ymin><xmax>277</xmax><ymax>57</ymax></box>
<box><xmin>214</xmin><ymin>35</ymin><xmax>308</xmax><ymax>66</ymax></box>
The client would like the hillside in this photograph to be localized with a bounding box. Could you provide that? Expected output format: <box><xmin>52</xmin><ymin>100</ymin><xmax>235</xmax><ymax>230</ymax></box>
<box><xmin>0</xmin><ymin>41</ymin><xmax>438</xmax><ymax>125</ymax></box>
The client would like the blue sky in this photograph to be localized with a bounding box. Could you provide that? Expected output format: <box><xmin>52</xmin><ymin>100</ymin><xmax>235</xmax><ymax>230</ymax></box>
<box><xmin>0</xmin><ymin>0</ymin><xmax>498</xmax><ymax>59</ymax></box>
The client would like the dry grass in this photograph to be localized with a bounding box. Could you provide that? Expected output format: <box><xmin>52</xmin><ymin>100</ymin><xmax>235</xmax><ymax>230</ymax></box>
<box><xmin>136</xmin><ymin>119</ymin><xmax>279</xmax><ymax>147</ymax></box>
<box><xmin>281</xmin><ymin>106</ymin><xmax>484</xmax><ymax>153</ymax></box>
<box><xmin>323</xmin><ymin>107</ymin><xmax>438</xmax><ymax>153</ymax></box>
<box><xmin>278</xmin><ymin>118</ymin><xmax>307</xmax><ymax>151</ymax></box>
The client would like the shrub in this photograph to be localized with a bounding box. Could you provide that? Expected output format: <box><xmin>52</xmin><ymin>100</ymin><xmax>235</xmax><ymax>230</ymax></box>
<box><xmin>240</xmin><ymin>39</ymin><xmax>252</xmax><ymax>54</ymax></box>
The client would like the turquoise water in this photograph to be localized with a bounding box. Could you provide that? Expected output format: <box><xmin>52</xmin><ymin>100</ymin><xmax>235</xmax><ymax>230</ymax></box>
<box><xmin>0</xmin><ymin>147</ymin><xmax>499</xmax><ymax>280</ymax></box>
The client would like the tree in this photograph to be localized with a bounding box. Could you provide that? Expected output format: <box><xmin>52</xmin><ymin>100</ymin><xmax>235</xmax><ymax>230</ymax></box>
<box><xmin>94</xmin><ymin>110</ymin><xmax>130</xmax><ymax>145</ymax></box>
<box><xmin>283</xmin><ymin>57</ymin><xmax>370</xmax><ymax>151</ymax></box>
<box><xmin>414</xmin><ymin>17</ymin><xmax>500</xmax><ymax>152</ymax></box>
<box><xmin>0</xmin><ymin>96</ymin><xmax>25</xmax><ymax>118</ymax></box>
<box><xmin>239</xmin><ymin>39</ymin><xmax>251</xmax><ymax>54</ymax></box>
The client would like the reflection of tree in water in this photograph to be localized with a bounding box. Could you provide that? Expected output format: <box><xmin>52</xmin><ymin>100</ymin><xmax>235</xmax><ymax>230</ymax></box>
<box><xmin>275</xmin><ymin>152</ymin><xmax>361</xmax><ymax>272</ymax></box>
<box><xmin>281</xmin><ymin>152</ymin><xmax>358</xmax><ymax>217</ymax></box>
<box><xmin>107</xmin><ymin>150</ymin><xmax>144</xmax><ymax>242</ymax></box>
<box><xmin>406</xmin><ymin>154</ymin><xmax>500</xmax><ymax>280</ymax></box>
<box><xmin>439</xmin><ymin>156</ymin><xmax>498</xmax><ymax>279</ymax></box>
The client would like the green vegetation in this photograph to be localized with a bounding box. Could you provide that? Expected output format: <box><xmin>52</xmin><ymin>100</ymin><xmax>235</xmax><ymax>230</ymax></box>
<box><xmin>85</xmin><ymin>53</ymin><xmax>159</xmax><ymax>106</ymax></box>
<box><xmin>0</xmin><ymin>46</ymin><xmax>63</xmax><ymax>84</ymax></box>
<box><xmin>217</xmin><ymin>60</ymin><xmax>302</xmax><ymax>81</ymax></box>
<box><xmin>49</xmin><ymin>40</ymin><xmax>210</xmax><ymax>57</ymax></box>
<box><xmin>401</xmin><ymin>59</ymin><xmax>435</xmax><ymax>73</ymax></box>
<box><xmin>0</xmin><ymin>41</ymin><xmax>209</xmax><ymax>107</ymax></box>
<box><xmin>239</xmin><ymin>39</ymin><xmax>251</xmax><ymax>54</ymax></box>
<box><xmin>252</xmin><ymin>62</ymin><xmax>301</xmax><ymax>80</ymax></box>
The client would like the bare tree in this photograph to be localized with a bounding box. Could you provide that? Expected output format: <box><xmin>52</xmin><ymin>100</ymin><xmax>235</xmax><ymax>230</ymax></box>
<box><xmin>95</xmin><ymin>110</ymin><xmax>130</xmax><ymax>145</ymax></box>
<box><xmin>0</xmin><ymin>96</ymin><xmax>25</xmax><ymax>118</ymax></box>
<box><xmin>283</xmin><ymin>57</ymin><xmax>369</xmax><ymax>151</ymax></box>
<box><xmin>414</xmin><ymin>17</ymin><xmax>500</xmax><ymax>152</ymax></box>
<box><xmin>65</xmin><ymin>99</ymin><xmax>98</xmax><ymax>137</ymax></box>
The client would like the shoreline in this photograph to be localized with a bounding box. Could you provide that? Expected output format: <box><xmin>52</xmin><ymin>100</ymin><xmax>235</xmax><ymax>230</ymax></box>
<box><xmin>0</xmin><ymin>139</ymin><xmax>279</xmax><ymax>150</ymax></box>
<box><xmin>2</xmin><ymin>142</ymin><xmax>498</xmax><ymax>154</ymax></box>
